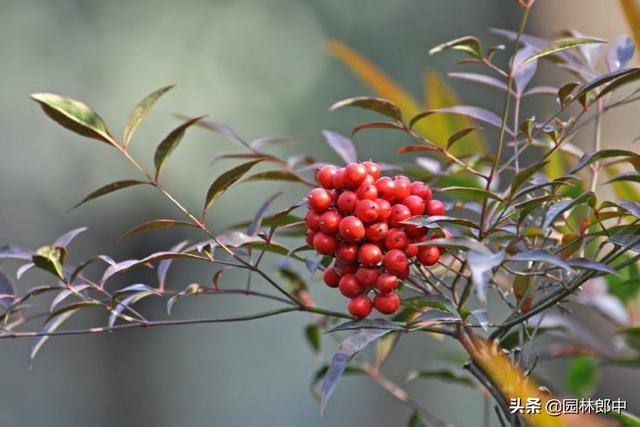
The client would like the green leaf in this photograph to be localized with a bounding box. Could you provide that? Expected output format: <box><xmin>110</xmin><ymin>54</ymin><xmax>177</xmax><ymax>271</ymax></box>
<box><xmin>408</xmin><ymin>411</ymin><xmax>427</xmax><ymax>427</ymax></box>
<box><xmin>439</xmin><ymin>186</ymin><xmax>504</xmax><ymax>202</ymax></box>
<box><xmin>605</xmin><ymin>173</ymin><xmax>640</xmax><ymax>184</ymax></box>
<box><xmin>447</xmin><ymin>127</ymin><xmax>482</xmax><ymax>150</ymax></box>
<box><xmin>521</xmin><ymin>37</ymin><xmax>606</xmax><ymax>66</ymax></box>
<box><xmin>117</xmin><ymin>219</ymin><xmax>194</xmax><ymax>243</ymax></box>
<box><xmin>608</xmin><ymin>410</ymin><xmax>640</xmax><ymax>427</ymax></box>
<box><xmin>241</xmin><ymin>170</ymin><xmax>308</xmax><ymax>185</ymax></box>
<box><xmin>566</xmin><ymin>355</ymin><xmax>598</xmax><ymax>398</ymax></box>
<box><xmin>543</xmin><ymin>192</ymin><xmax>595</xmax><ymax>229</ymax></box>
<box><xmin>204</xmin><ymin>159</ymin><xmax>266</xmax><ymax>213</ymax></box>
<box><xmin>71</xmin><ymin>180</ymin><xmax>148</xmax><ymax>210</ymax></box>
<box><xmin>429</xmin><ymin>36</ymin><xmax>483</xmax><ymax>59</ymax></box>
<box><xmin>30</xmin><ymin>93</ymin><xmax>116</xmax><ymax>146</ymax></box>
<box><xmin>32</xmin><ymin>246</ymin><xmax>65</xmax><ymax>281</ymax></box>
<box><xmin>304</xmin><ymin>324</ymin><xmax>321</xmax><ymax>355</ymax></box>
<box><xmin>123</xmin><ymin>85</ymin><xmax>174</xmax><ymax>147</ymax></box>
<box><xmin>402</xmin><ymin>215</ymin><xmax>480</xmax><ymax>230</ymax></box>
<box><xmin>406</xmin><ymin>369</ymin><xmax>474</xmax><ymax>387</ymax></box>
<box><xmin>595</xmin><ymin>68</ymin><xmax>640</xmax><ymax>101</ymax></box>
<box><xmin>167</xmin><ymin>283</ymin><xmax>202</xmax><ymax>315</ymax></box>
<box><xmin>510</xmin><ymin>160</ymin><xmax>550</xmax><ymax>196</ymax></box>
<box><xmin>569</xmin><ymin>149</ymin><xmax>640</xmax><ymax>175</ymax></box>
<box><xmin>154</xmin><ymin>116</ymin><xmax>205</xmax><ymax>180</ymax></box>
<box><xmin>329</xmin><ymin>96</ymin><xmax>403</xmax><ymax>121</ymax></box>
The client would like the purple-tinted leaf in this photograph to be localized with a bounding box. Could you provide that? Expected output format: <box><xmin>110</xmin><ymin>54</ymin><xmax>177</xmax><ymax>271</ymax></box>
<box><xmin>320</xmin><ymin>328</ymin><xmax>392</xmax><ymax>413</ymax></box>
<box><xmin>53</xmin><ymin>227</ymin><xmax>88</xmax><ymax>248</ymax></box>
<box><xmin>565</xmin><ymin>30</ymin><xmax>606</xmax><ymax>67</ymax></box>
<box><xmin>322</xmin><ymin>130</ymin><xmax>357</xmax><ymax>165</ymax></box>
<box><xmin>351</xmin><ymin>121</ymin><xmax>405</xmax><ymax>136</ymax></box>
<box><xmin>50</xmin><ymin>285</ymin><xmax>91</xmax><ymax>311</ymax></box>
<box><xmin>242</xmin><ymin>170</ymin><xmax>309</xmax><ymax>185</ymax></box>
<box><xmin>512</xmin><ymin>46</ymin><xmax>537</xmax><ymax>95</ymax></box>
<box><xmin>595</xmin><ymin>68</ymin><xmax>640</xmax><ymax>101</ymax></box>
<box><xmin>426</xmin><ymin>236</ymin><xmax>491</xmax><ymax>254</ymax></box>
<box><xmin>101</xmin><ymin>252</ymin><xmax>209</xmax><ymax>285</ymax></box>
<box><xmin>154</xmin><ymin>116</ymin><xmax>205</xmax><ymax>180</ymax></box>
<box><xmin>326</xmin><ymin>318</ymin><xmax>403</xmax><ymax>333</ymax></box>
<box><xmin>471</xmin><ymin>309</ymin><xmax>490</xmax><ymax>331</ymax></box>
<box><xmin>167</xmin><ymin>283</ymin><xmax>202</xmax><ymax>315</ymax></box>
<box><xmin>618</xmin><ymin>200</ymin><xmax>640</xmax><ymax>220</ymax></box>
<box><xmin>69</xmin><ymin>255</ymin><xmax>116</xmax><ymax>283</ymax></box>
<box><xmin>209</xmin><ymin>152</ymin><xmax>282</xmax><ymax>167</ymax></box>
<box><xmin>567</xmin><ymin>258</ymin><xmax>619</xmax><ymax>277</ymax></box>
<box><xmin>108</xmin><ymin>291</ymin><xmax>153</xmax><ymax>327</ymax></box>
<box><xmin>249</xmin><ymin>193</ymin><xmax>281</xmax><ymax>236</ymax></box>
<box><xmin>414</xmin><ymin>308</ymin><xmax>460</xmax><ymax>323</ymax></box>
<box><xmin>0</xmin><ymin>246</ymin><xmax>34</xmax><ymax>260</ymax></box>
<box><xmin>523</xmin><ymin>86</ymin><xmax>558</xmax><ymax>97</ymax></box>
<box><xmin>607</xmin><ymin>235</ymin><xmax>640</xmax><ymax>253</ymax></box>
<box><xmin>330</xmin><ymin>96</ymin><xmax>403</xmax><ymax>121</ymax></box>
<box><xmin>117</xmin><ymin>219</ymin><xmax>194</xmax><ymax>243</ymax></box>
<box><xmin>604</xmin><ymin>173</ymin><xmax>640</xmax><ymax>184</ymax></box>
<box><xmin>543</xmin><ymin>192</ymin><xmax>595</xmax><ymax>229</ymax></box>
<box><xmin>178</xmin><ymin>115</ymin><xmax>249</xmax><ymax>150</ymax></box>
<box><xmin>123</xmin><ymin>85</ymin><xmax>174</xmax><ymax>147</ymax></box>
<box><xmin>0</xmin><ymin>269</ymin><xmax>15</xmax><ymax>310</ymax></box>
<box><xmin>447</xmin><ymin>72</ymin><xmax>508</xmax><ymax>92</ymax></box>
<box><xmin>113</xmin><ymin>283</ymin><xmax>159</xmax><ymax>297</ymax></box>
<box><xmin>606</xmin><ymin>36</ymin><xmax>635</xmax><ymax>72</ymax></box>
<box><xmin>411</xmin><ymin>106</ymin><xmax>512</xmax><ymax>136</ymax></box>
<box><xmin>157</xmin><ymin>241</ymin><xmax>189</xmax><ymax>289</ymax></box>
<box><xmin>16</xmin><ymin>263</ymin><xmax>35</xmax><ymax>280</ymax></box>
<box><xmin>467</xmin><ymin>250</ymin><xmax>505</xmax><ymax>303</ymax></box>
<box><xmin>71</xmin><ymin>180</ymin><xmax>148</xmax><ymax>210</ymax></box>
<box><xmin>569</xmin><ymin>150</ymin><xmax>639</xmax><ymax>175</ymax></box>
<box><xmin>249</xmin><ymin>136</ymin><xmax>292</xmax><ymax>151</ymax></box>
<box><xmin>402</xmin><ymin>215</ymin><xmax>480</xmax><ymax>230</ymax></box>
<box><xmin>204</xmin><ymin>159</ymin><xmax>267</xmax><ymax>213</ymax></box>
<box><xmin>429</xmin><ymin>36</ymin><xmax>483</xmax><ymax>59</ymax></box>
<box><xmin>508</xmin><ymin>250</ymin><xmax>573</xmax><ymax>272</ymax></box>
<box><xmin>572</xmin><ymin>67</ymin><xmax>640</xmax><ymax>102</ymax></box>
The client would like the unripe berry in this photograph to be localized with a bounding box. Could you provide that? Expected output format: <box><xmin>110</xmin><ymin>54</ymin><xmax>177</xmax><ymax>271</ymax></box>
<box><xmin>332</xmin><ymin>168</ymin><xmax>348</xmax><ymax>190</ymax></box>
<box><xmin>338</xmin><ymin>274</ymin><xmax>363</xmax><ymax>298</ymax></box>
<box><xmin>427</xmin><ymin>199</ymin><xmax>446</xmax><ymax>216</ymax></box>
<box><xmin>337</xmin><ymin>191</ymin><xmax>359</xmax><ymax>214</ymax></box>
<box><xmin>356</xmin><ymin>267</ymin><xmax>380</xmax><ymax>287</ymax></box>
<box><xmin>312</xmin><ymin>232</ymin><xmax>337</xmax><ymax>255</ymax></box>
<box><xmin>323</xmin><ymin>266</ymin><xmax>341</xmax><ymax>288</ymax></box>
<box><xmin>345</xmin><ymin>163</ymin><xmax>368</xmax><ymax>187</ymax></box>
<box><xmin>389</xmin><ymin>204</ymin><xmax>412</xmax><ymax>227</ymax></box>
<box><xmin>366</xmin><ymin>221</ymin><xmax>389</xmax><ymax>242</ymax></box>
<box><xmin>316</xmin><ymin>165</ymin><xmax>337</xmax><ymax>189</ymax></box>
<box><xmin>417</xmin><ymin>246</ymin><xmax>440</xmax><ymax>266</ymax></box>
<box><xmin>376</xmin><ymin>273</ymin><xmax>399</xmax><ymax>293</ymax></box>
<box><xmin>305</xmin><ymin>210</ymin><xmax>321</xmax><ymax>231</ymax></box>
<box><xmin>403</xmin><ymin>195</ymin><xmax>426</xmax><ymax>216</ymax></box>
<box><xmin>393</xmin><ymin>177</ymin><xmax>411</xmax><ymax>200</ymax></box>
<box><xmin>384</xmin><ymin>249</ymin><xmax>409</xmax><ymax>276</ymax></box>
<box><xmin>355</xmin><ymin>199</ymin><xmax>380</xmax><ymax>223</ymax></box>
<box><xmin>384</xmin><ymin>229</ymin><xmax>409</xmax><ymax>250</ymax></box>
<box><xmin>356</xmin><ymin>182</ymin><xmax>378</xmax><ymax>200</ymax></box>
<box><xmin>319</xmin><ymin>210</ymin><xmax>342</xmax><ymax>234</ymax></box>
<box><xmin>376</xmin><ymin>198</ymin><xmax>392</xmax><ymax>220</ymax></box>
<box><xmin>411</xmin><ymin>181</ymin><xmax>432</xmax><ymax>202</ymax></box>
<box><xmin>308</xmin><ymin>188</ymin><xmax>333</xmax><ymax>213</ymax></box>
<box><xmin>374</xmin><ymin>291</ymin><xmax>400</xmax><ymax>314</ymax></box>
<box><xmin>336</xmin><ymin>242</ymin><xmax>359</xmax><ymax>264</ymax></box>
<box><xmin>348</xmin><ymin>295</ymin><xmax>373</xmax><ymax>319</ymax></box>
<box><xmin>339</xmin><ymin>216</ymin><xmax>366</xmax><ymax>242</ymax></box>
<box><xmin>362</xmin><ymin>161</ymin><xmax>382</xmax><ymax>180</ymax></box>
<box><xmin>358</xmin><ymin>243</ymin><xmax>383</xmax><ymax>266</ymax></box>
<box><xmin>375</xmin><ymin>177</ymin><xmax>396</xmax><ymax>201</ymax></box>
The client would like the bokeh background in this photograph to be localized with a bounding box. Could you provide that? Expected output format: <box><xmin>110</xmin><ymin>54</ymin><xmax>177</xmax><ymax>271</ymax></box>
<box><xmin>1</xmin><ymin>1</ymin><xmax>639</xmax><ymax>426</ymax></box>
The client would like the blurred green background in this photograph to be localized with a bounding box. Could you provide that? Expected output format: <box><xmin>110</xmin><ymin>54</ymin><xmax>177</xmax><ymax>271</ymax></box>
<box><xmin>1</xmin><ymin>1</ymin><xmax>638</xmax><ymax>426</ymax></box>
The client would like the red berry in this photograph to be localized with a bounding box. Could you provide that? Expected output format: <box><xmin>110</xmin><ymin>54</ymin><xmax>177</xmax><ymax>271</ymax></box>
<box><xmin>374</xmin><ymin>292</ymin><xmax>400</xmax><ymax>314</ymax></box>
<box><xmin>339</xmin><ymin>216</ymin><xmax>366</xmax><ymax>242</ymax></box>
<box><xmin>355</xmin><ymin>199</ymin><xmax>380</xmax><ymax>223</ymax></box>
<box><xmin>358</xmin><ymin>243</ymin><xmax>383</xmax><ymax>266</ymax></box>
<box><xmin>316</xmin><ymin>165</ymin><xmax>337</xmax><ymax>189</ymax></box>
<box><xmin>376</xmin><ymin>198</ymin><xmax>392</xmax><ymax>220</ymax></box>
<box><xmin>356</xmin><ymin>182</ymin><xmax>378</xmax><ymax>200</ymax></box>
<box><xmin>417</xmin><ymin>246</ymin><xmax>440</xmax><ymax>266</ymax></box>
<box><xmin>405</xmin><ymin>243</ymin><xmax>419</xmax><ymax>257</ymax></box>
<box><xmin>427</xmin><ymin>199</ymin><xmax>446</xmax><ymax>216</ymax></box>
<box><xmin>389</xmin><ymin>204</ymin><xmax>412</xmax><ymax>227</ymax></box>
<box><xmin>308</xmin><ymin>188</ymin><xmax>333</xmax><ymax>213</ymax></box>
<box><xmin>332</xmin><ymin>168</ymin><xmax>348</xmax><ymax>190</ymax></box>
<box><xmin>356</xmin><ymin>267</ymin><xmax>380</xmax><ymax>287</ymax></box>
<box><xmin>319</xmin><ymin>210</ymin><xmax>342</xmax><ymax>234</ymax></box>
<box><xmin>376</xmin><ymin>273</ymin><xmax>399</xmax><ymax>293</ymax></box>
<box><xmin>405</xmin><ymin>224</ymin><xmax>427</xmax><ymax>239</ymax></box>
<box><xmin>345</xmin><ymin>163</ymin><xmax>368</xmax><ymax>187</ymax></box>
<box><xmin>336</xmin><ymin>191</ymin><xmax>359</xmax><ymax>214</ymax></box>
<box><xmin>366</xmin><ymin>221</ymin><xmax>389</xmax><ymax>242</ymax></box>
<box><xmin>384</xmin><ymin>229</ymin><xmax>409</xmax><ymax>250</ymax></box>
<box><xmin>363</xmin><ymin>161</ymin><xmax>382</xmax><ymax>180</ymax></box>
<box><xmin>323</xmin><ymin>266</ymin><xmax>341</xmax><ymax>288</ymax></box>
<box><xmin>393</xmin><ymin>177</ymin><xmax>411</xmax><ymax>200</ymax></box>
<box><xmin>305</xmin><ymin>230</ymin><xmax>316</xmax><ymax>246</ymax></box>
<box><xmin>335</xmin><ymin>261</ymin><xmax>358</xmax><ymax>275</ymax></box>
<box><xmin>411</xmin><ymin>181</ymin><xmax>433</xmax><ymax>202</ymax></box>
<box><xmin>313</xmin><ymin>232</ymin><xmax>337</xmax><ymax>255</ymax></box>
<box><xmin>305</xmin><ymin>210</ymin><xmax>321</xmax><ymax>231</ymax></box>
<box><xmin>375</xmin><ymin>177</ymin><xmax>396</xmax><ymax>201</ymax></box>
<box><xmin>384</xmin><ymin>249</ymin><xmax>409</xmax><ymax>276</ymax></box>
<box><xmin>348</xmin><ymin>295</ymin><xmax>373</xmax><ymax>319</ymax></box>
<box><xmin>403</xmin><ymin>195</ymin><xmax>426</xmax><ymax>216</ymax></box>
<box><xmin>336</xmin><ymin>242</ymin><xmax>359</xmax><ymax>264</ymax></box>
<box><xmin>338</xmin><ymin>274</ymin><xmax>363</xmax><ymax>298</ymax></box>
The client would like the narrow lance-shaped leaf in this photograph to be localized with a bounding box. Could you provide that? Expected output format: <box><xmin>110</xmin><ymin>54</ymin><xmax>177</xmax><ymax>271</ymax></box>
<box><xmin>467</xmin><ymin>250</ymin><xmax>505</xmax><ymax>303</ymax></box>
<box><xmin>508</xmin><ymin>250</ymin><xmax>573</xmax><ymax>272</ymax></box>
<box><xmin>447</xmin><ymin>72</ymin><xmax>508</xmax><ymax>93</ymax></box>
<box><xmin>521</xmin><ymin>37</ymin><xmax>606</xmax><ymax>66</ymax></box>
<box><xmin>0</xmin><ymin>269</ymin><xmax>16</xmax><ymax>310</ymax></box>
<box><xmin>53</xmin><ymin>227</ymin><xmax>88</xmax><ymax>248</ymax></box>
<box><xmin>411</xmin><ymin>106</ymin><xmax>513</xmax><ymax>136</ymax></box>
<box><xmin>123</xmin><ymin>85</ymin><xmax>174</xmax><ymax>147</ymax></box>
<box><xmin>543</xmin><ymin>192</ymin><xmax>595</xmax><ymax>230</ymax></box>
<box><xmin>320</xmin><ymin>328</ymin><xmax>392</xmax><ymax>413</ymax></box>
<box><xmin>154</xmin><ymin>116</ymin><xmax>205</xmax><ymax>180</ymax></box>
<box><xmin>117</xmin><ymin>219</ymin><xmax>194</xmax><ymax>243</ymax></box>
<box><xmin>30</xmin><ymin>93</ymin><xmax>116</xmax><ymax>146</ymax></box>
<box><xmin>512</xmin><ymin>45</ymin><xmax>538</xmax><ymax>96</ymax></box>
<box><xmin>569</xmin><ymin>149</ymin><xmax>639</xmax><ymax>175</ymax></box>
<box><xmin>71</xmin><ymin>180</ymin><xmax>148</xmax><ymax>210</ymax></box>
<box><xmin>204</xmin><ymin>159</ymin><xmax>266</xmax><ymax>214</ymax></box>
<box><xmin>304</xmin><ymin>324</ymin><xmax>321</xmax><ymax>354</ymax></box>
<box><xmin>322</xmin><ymin>130</ymin><xmax>357</xmax><ymax>165</ymax></box>
<box><xmin>429</xmin><ymin>36</ymin><xmax>483</xmax><ymax>59</ymax></box>
<box><xmin>329</xmin><ymin>96</ymin><xmax>402</xmax><ymax>121</ymax></box>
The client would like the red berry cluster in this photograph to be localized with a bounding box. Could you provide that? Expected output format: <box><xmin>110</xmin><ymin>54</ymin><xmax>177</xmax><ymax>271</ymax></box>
<box><xmin>305</xmin><ymin>161</ymin><xmax>447</xmax><ymax>319</ymax></box>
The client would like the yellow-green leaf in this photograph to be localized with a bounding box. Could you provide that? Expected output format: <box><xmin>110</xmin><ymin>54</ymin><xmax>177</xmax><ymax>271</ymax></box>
<box><xmin>123</xmin><ymin>85</ymin><xmax>174</xmax><ymax>147</ymax></box>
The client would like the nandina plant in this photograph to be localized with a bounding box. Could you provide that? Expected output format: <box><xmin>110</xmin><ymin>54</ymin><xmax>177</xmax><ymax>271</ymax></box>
<box><xmin>4</xmin><ymin>1</ymin><xmax>640</xmax><ymax>425</ymax></box>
